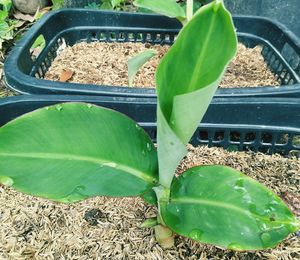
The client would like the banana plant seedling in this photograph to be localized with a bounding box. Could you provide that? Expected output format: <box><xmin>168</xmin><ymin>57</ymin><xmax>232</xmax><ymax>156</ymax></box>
<box><xmin>0</xmin><ymin>1</ymin><xmax>299</xmax><ymax>251</ymax></box>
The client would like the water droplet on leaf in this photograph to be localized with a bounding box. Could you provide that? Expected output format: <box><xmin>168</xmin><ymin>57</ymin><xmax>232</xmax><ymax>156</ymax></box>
<box><xmin>146</xmin><ymin>143</ymin><xmax>152</xmax><ymax>151</ymax></box>
<box><xmin>260</xmin><ymin>232</ymin><xmax>271</xmax><ymax>246</ymax></box>
<box><xmin>234</xmin><ymin>179</ymin><xmax>246</xmax><ymax>192</ymax></box>
<box><xmin>0</xmin><ymin>176</ymin><xmax>14</xmax><ymax>187</ymax></box>
<box><xmin>189</xmin><ymin>229</ymin><xmax>203</xmax><ymax>240</ymax></box>
<box><xmin>228</xmin><ymin>243</ymin><xmax>242</xmax><ymax>250</ymax></box>
<box><xmin>61</xmin><ymin>185</ymin><xmax>88</xmax><ymax>203</ymax></box>
<box><xmin>103</xmin><ymin>162</ymin><xmax>117</xmax><ymax>168</ymax></box>
<box><xmin>56</xmin><ymin>105</ymin><xmax>63</xmax><ymax>111</ymax></box>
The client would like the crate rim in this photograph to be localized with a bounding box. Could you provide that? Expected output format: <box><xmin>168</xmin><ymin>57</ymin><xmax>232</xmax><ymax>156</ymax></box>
<box><xmin>1</xmin><ymin>95</ymin><xmax>300</xmax><ymax>155</ymax></box>
<box><xmin>2</xmin><ymin>94</ymin><xmax>300</xmax><ymax>105</ymax></box>
<box><xmin>1</xmin><ymin>94</ymin><xmax>300</xmax><ymax>131</ymax></box>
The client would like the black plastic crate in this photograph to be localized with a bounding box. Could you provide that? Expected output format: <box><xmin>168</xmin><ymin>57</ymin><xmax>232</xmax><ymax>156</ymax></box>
<box><xmin>4</xmin><ymin>9</ymin><xmax>300</xmax><ymax>97</ymax></box>
<box><xmin>1</xmin><ymin>95</ymin><xmax>300</xmax><ymax>156</ymax></box>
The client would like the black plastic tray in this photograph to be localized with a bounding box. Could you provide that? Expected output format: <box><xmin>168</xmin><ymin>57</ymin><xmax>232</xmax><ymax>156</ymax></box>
<box><xmin>4</xmin><ymin>9</ymin><xmax>300</xmax><ymax>97</ymax></box>
<box><xmin>224</xmin><ymin>0</ymin><xmax>300</xmax><ymax>38</ymax></box>
<box><xmin>1</xmin><ymin>95</ymin><xmax>300</xmax><ymax>156</ymax></box>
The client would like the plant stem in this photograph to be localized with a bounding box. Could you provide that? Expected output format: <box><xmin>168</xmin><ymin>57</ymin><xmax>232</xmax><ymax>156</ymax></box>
<box><xmin>187</xmin><ymin>0</ymin><xmax>193</xmax><ymax>21</ymax></box>
<box><xmin>153</xmin><ymin>185</ymin><xmax>170</xmax><ymax>225</ymax></box>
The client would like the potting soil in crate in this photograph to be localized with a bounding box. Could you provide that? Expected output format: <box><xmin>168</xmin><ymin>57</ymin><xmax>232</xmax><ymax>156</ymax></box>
<box><xmin>44</xmin><ymin>43</ymin><xmax>280</xmax><ymax>89</ymax></box>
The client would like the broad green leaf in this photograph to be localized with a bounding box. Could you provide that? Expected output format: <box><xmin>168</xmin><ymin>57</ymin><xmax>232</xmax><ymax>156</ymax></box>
<box><xmin>161</xmin><ymin>165</ymin><xmax>300</xmax><ymax>250</ymax></box>
<box><xmin>0</xmin><ymin>103</ymin><xmax>158</xmax><ymax>203</ymax></box>
<box><xmin>156</xmin><ymin>1</ymin><xmax>237</xmax><ymax>187</ymax></box>
<box><xmin>128</xmin><ymin>49</ymin><xmax>157</xmax><ymax>87</ymax></box>
<box><xmin>134</xmin><ymin>0</ymin><xmax>186</xmax><ymax>21</ymax></box>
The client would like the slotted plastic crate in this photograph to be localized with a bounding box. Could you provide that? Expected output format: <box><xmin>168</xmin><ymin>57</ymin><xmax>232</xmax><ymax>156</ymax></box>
<box><xmin>1</xmin><ymin>95</ymin><xmax>300</xmax><ymax>156</ymax></box>
<box><xmin>4</xmin><ymin>9</ymin><xmax>300</xmax><ymax>97</ymax></box>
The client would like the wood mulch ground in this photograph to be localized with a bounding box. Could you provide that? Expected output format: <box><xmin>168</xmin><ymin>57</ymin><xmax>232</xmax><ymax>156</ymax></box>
<box><xmin>45</xmin><ymin>42</ymin><xmax>280</xmax><ymax>88</ymax></box>
<box><xmin>1</xmin><ymin>146</ymin><xmax>299</xmax><ymax>259</ymax></box>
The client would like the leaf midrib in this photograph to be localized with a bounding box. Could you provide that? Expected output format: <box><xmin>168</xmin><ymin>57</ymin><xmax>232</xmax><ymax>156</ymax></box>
<box><xmin>171</xmin><ymin>197</ymin><xmax>294</xmax><ymax>225</ymax></box>
<box><xmin>0</xmin><ymin>152</ymin><xmax>156</xmax><ymax>184</ymax></box>
<box><xmin>187</xmin><ymin>7</ymin><xmax>217</xmax><ymax>92</ymax></box>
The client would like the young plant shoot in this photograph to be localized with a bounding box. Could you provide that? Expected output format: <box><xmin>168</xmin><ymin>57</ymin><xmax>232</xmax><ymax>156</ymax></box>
<box><xmin>0</xmin><ymin>0</ymin><xmax>299</xmax><ymax>252</ymax></box>
<box><xmin>133</xmin><ymin>0</ymin><xmax>199</xmax><ymax>24</ymax></box>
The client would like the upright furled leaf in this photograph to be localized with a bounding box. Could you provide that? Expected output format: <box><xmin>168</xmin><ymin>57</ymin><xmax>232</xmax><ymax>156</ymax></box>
<box><xmin>161</xmin><ymin>166</ymin><xmax>300</xmax><ymax>250</ymax></box>
<box><xmin>134</xmin><ymin>0</ymin><xmax>186</xmax><ymax>22</ymax></box>
<box><xmin>156</xmin><ymin>1</ymin><xmax>237</xmax><ymax>187</ymax></box>
<box><xmin>0</xmin><ymin>103</ymin><xmax>158</xmax><ymax>203</ymax></box>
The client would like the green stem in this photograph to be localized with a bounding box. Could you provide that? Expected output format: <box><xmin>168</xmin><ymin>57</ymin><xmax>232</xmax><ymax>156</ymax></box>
<box><xmin>187</xmin><ymin>0</ymin><xmax>193</xmax><ymax>21</ymax></box>
<box><xmin>153</xmin><ymin>185</ymin><xmax>170</xmax><ymax>225</ymax></box>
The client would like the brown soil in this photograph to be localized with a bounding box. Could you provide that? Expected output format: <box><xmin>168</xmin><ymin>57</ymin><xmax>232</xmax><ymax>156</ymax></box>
<box><xmin>0</xmin><ymin>146</ymin><xmax>299</xmax><ymax>259</ymax></box>
<box><xmin>45</xmin><ymin>42</ymin><xmax>280</xmax><ymax>88</ymax></box>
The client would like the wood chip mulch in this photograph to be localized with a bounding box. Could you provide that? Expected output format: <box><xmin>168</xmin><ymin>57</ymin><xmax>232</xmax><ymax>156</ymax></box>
<box><xmin>44</xmin><ymin>42</ymin><xmax>280</xmax><ymax>88</ymax></box>
<box><xmin>0</xmin><ymin>146</ymin><xmax>299</xmax><ymax>259</ymax></box>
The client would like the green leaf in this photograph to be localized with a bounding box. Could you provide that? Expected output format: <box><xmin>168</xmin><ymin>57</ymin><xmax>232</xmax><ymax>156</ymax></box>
<box><xmin>0</xmin><ymin>103</ymin><xmax>158</xmax><ymax>203</ymax></box>
<box><xmin>161</xmin><ymin>165</ymin><xmax>300</xmax><ymax>250</ymax></box>
<box><xmin>51</xmin><ymin>0</ymin><xmax>64</xmax><ymax>10</ymax></box>
<box><xmin>0</xmin><ymin>10</ymin><xmax>8</xmax><ymax>21</ymax></box>
<box><xmin>137</xmin><ymin>7</ymin><xmax>155</xmax><ymax>14</ymax></box>
<box><xmin>0</xmin><ymin>20</ymin><xmax>12</xmax><ymax>41</ymax></box>
<box><xmin>100</xmin><ymin>1</ymin><xmax>113</xmax><ymax>10</ymax></box>
<box><xmin>134</xmin><ymin>0</ymin><xmax>186</xmax><ymax>21</ymax></box>
<box><xmin>84</xmin><ymin>3</ymin><xmax>101</xmax><ymax>10</ymax></box>
<box><xmin>156</xmin><ymin>1</ymin><xmax>237</xmax><ymax>187</ymax></box>
<box><xmin>140</xmin><ymin>217</ymin><xmax>158</xmax><ymax>228</ymax></box>
<box><xmin>111</xmin><ymin>0</ymin><xmax>124</xmax><ymax>8</ymax></box>
<box><xmin>31</xmin><ymin>35</ymin><xmax>46</xmax><ymax>49</ymax></box>
<box><xmin>0</xmin><ymin>0</ymin><xmax>12</xmax><ymax>12</ymax></box>
<box><xmin>128</xmin><ymin>49</ymin><xmax>157</xmax><ymax>87</ymax></box>
<box><xmin>141</xmin><ymin>188</ymin><xmax>157</xmax><ymax>205</ymax></box>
